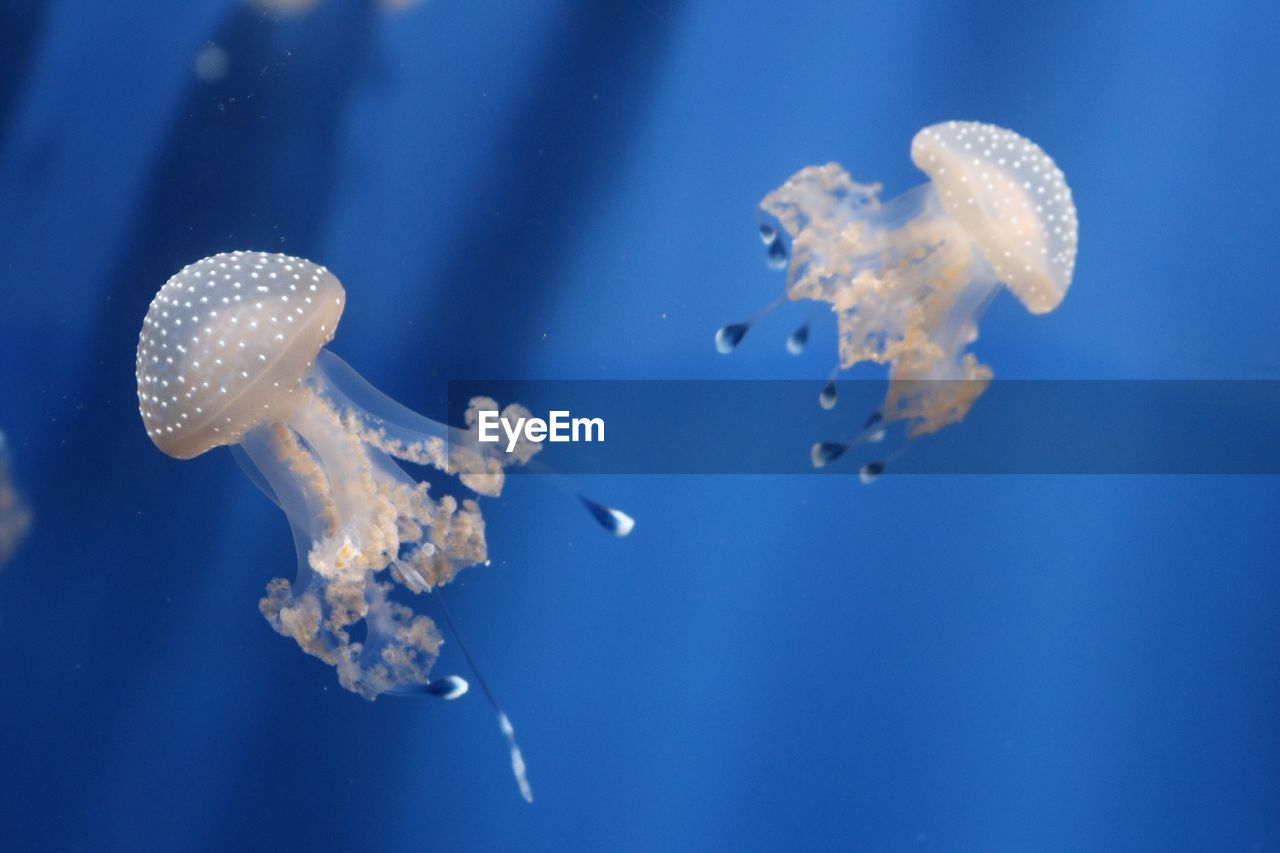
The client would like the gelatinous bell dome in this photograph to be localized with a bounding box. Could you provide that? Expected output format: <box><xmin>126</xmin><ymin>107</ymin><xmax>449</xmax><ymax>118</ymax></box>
<box><xmin>910</xmin><ymin>121</ymin><xmax>1078</xmax><ymax>314</ymax></box>
<box><xmin>136</xmin><ymin>251</ymin><xmax>345</xmax><ymax>459</ymax></box>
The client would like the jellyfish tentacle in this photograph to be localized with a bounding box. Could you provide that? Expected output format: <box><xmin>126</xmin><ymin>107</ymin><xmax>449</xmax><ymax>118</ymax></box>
<box><xmin>509</xmin><ymin>453</ymin><xmax>636</xmax><ymax>538</ymax></box>
<box><xmin>810</xmin><ymin>441</ymin><xmax>848</xmax><ymax>469</ymax></box>
<box><xmin>859</xmin><ymin>461</ymin><xmax>886</xmax><ymax>484</ymax></box>
<box><xmin>231</xmin><ymin>444</ymin><xmax>281</xmax><ymax>507</ymax></box>
<box><xmin>312</xmin><ymin>349</ymin><xmax>452</xmax><ymax>458</ymax></box>
<box><xmin>785</xmin><ymin>309</ymin><xmax>812</xmax><ymax>355</ymax></box>
<box><xmin>312</xmin><ymin>351</ymin><xmax>540</xmax><ymax>498</ymax></box>
<box><xmin>423</xmin><ymin>675</ymin><xmax>470</xmax><ymax>700</ymax></box>
<box><xmin>819</xmin><ymin>369</ymin><xmax>839</xmax><ymax>410</ymax></box>
<box><xmin>138</xmin><ymin>251</ymin><xmax>638</xmax><ymax>801</ymax></box>
<box><xmin>434</xmin><ymin>588</ymin><xmax>534</xmax><ymax>803</ymax></box>
<box><xmin>577</xmin><ymin>493</ymin><xmax>636</xmax><ymax>537</ymax></box>
<box><xmin>239</xmin><ymin>378</ymin><xmax>500</xmax><ymax>699</ymax></box>
<box><xmin>715</xmin><ymin>294</ymin><xmax>789</xmax><ymax>355</ymax></box>
<box><xmin>811</xmin><ymin>408</ymin><xmax>911</xmax><ymax>483</ymax></box>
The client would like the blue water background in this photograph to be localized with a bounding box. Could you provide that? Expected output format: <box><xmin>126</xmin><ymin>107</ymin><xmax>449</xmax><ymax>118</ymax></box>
<box><xmin>0</xmin><ymin>1</ymin><xmax>1277</xmax><ymax>850</ymax></box>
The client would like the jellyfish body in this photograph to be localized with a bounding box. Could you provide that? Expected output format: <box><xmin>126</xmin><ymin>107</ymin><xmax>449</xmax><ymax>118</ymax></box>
<box><xmin>0</xmin><ymin>431</ymin><xmax>31</xmax><ymax>566</ymax></box>
<box><xmin>240</xmin><ymin>359</ymin><xmax>538</xmax><ymax>698</ymax></box>
<box><xmin>725</xmin><ymin>121</ymin><xmax>1078</xmax><ymax>445</ymax></box>
<box><xmin>136</xmin><ymin>251</ymin><xmax>540</xmax><ymax>698</ymax></box>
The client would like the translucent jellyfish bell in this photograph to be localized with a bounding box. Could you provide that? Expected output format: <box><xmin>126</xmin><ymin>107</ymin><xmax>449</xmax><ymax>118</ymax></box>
<box><xmin>719</xmin><ymin>121</ymin><xmax>1078</xmax><ymax>472</ymax></box>
<box><xmin>137</xmin><ymin>251</ymin><xmax>630</xmax><ymax>800</ymax></box>
<box><xmin>907</xmin><ymin>122</ymin><xmax>1077</xmax><ymax>315</ymax></box>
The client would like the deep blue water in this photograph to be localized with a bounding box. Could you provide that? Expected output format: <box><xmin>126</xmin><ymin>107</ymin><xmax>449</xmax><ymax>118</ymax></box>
<box><xmin>1</xmin><ymin>1</ymin><xmax>1278</xmax><ymax>850</ymax></box>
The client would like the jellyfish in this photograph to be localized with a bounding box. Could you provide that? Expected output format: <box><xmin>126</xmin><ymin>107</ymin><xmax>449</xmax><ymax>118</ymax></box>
<box><xmin>0</xmin><ymin>431</ymin><xmax>31</xmax><ymax>566</ymax></box>
<box><xmin>136</xmin><ymin>251</ymin><xmax>631</xmax><ymax>801</ymax></box>
<box><xmin>717</xmin><ymin>121</ymin><xmax>1078</xmax><ymax>478</ymax></box>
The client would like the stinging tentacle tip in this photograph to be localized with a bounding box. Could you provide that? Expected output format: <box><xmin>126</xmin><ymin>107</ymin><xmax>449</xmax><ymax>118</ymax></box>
<box><xmin>425</xmin><ymin>675</ymin><xmax>470</xmax><ymax>700</ymax></box>
<box><xmin>864</xmin><ymin>410</ymin><xmax>886</xmax><ymax>443</ymax></box>
<box><xmin>715</xmin><ymin>322</ymin><xmax>749</xmax><ymax>354</ymax></box>
<box><xmin>786</xmin><ymin>322</ymin><xmax>810</xmax><ymax>355</ymax></box>
<box><xmin>579</xmin><ymin>495</ymin><xmax>636</xmax><ymax>537</ymax></box>
<box><xmin>811</xmin><ymin>441</ymin><xmax>847</xmax><ymax>469</ymax></box>
<box><xmin>819</xmin><ymin>380</ymin><xmax>838</xmax><ymax>410</ymax></box>
<box><xmin>766</xmin><ymin>236</ymin><xmax>788</xmax><ymax>270</ymax></box>
<box><xmin>859</xmin><ymin>461</ymin><xmax>885</xmax><ymax>485</ymax></box>
<box><xmin>759</xmin><ymin>221</ymin><xmax>788</xmax><ymax>267</ymax></box>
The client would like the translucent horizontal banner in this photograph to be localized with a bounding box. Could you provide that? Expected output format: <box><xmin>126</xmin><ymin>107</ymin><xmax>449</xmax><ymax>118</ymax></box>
<box><xmin>444</xmin><ymin>381</ymin><xmax>1280</xmax><ymax>475</ymax></box>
